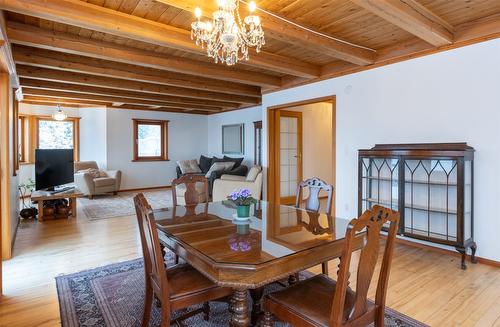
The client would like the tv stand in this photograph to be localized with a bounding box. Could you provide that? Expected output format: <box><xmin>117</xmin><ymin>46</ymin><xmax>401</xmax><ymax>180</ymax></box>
<box><xmin>31</xmin><ymin>189</ymin><xmax>83</xmax><ymax>221</ymax></box>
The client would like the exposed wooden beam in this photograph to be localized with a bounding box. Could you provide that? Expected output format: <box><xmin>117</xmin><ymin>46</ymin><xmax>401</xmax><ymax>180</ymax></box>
<box><xmin>21</xmin><ymin>88</ymin><xmax>222</xmax><ymax>112</ymax></box>
<box><xmin>16</xmin><ymin>65</ymin><xmax>259</xmax><ymax>104</ymax></box>
<box><xmin>7</xmin><ymin>22</ymin><xmax>281</xmax><ymax>88</ymax></box>
<box><xmin>0</xmin><ymin>11</ymin><xmax>19</xmax><ymax>87</ymax></box>
<box><xmin>351</xmin><ymin>0</ymin><xmax>453</xmax><ymax>47</ymax></box>
<box><xmin>0</xmin><ymin>0</ymin><xmax>320</xmax><ymax>78</ymax></box>
<box><xmin>156</xmin><ymin>0</ymin><xmax>376</xmax><ymax>65</ymax></box>
<box><xmin>19</xmin><ymin>78</ymin><xmax>237</xmax><ymax>109</ymax></box>
<box><xmin>12</xmin><ymin>45</ymin><xmax>260</xmax><ymax>97</ymax></box>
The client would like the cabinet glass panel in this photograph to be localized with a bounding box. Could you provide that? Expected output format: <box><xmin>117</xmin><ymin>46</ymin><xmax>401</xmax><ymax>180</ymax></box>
<box><xmin>464</xmin><ymin>160</ymin><xmax>472</xmax><ymax>240</ymax></box>
<box><xmin>360</xmin><ymin>158</ymin><xmax>399</xmax><ymax>212</ymax></box>
<box><xmin>404</xmin><ymin>159</ymin><xmax>458</xmax><ymax>241</ymax></box>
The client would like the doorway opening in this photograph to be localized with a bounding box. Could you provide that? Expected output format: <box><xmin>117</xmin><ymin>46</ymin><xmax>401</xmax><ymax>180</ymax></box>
<box><xmin>267</xmin><ymin>96</ymin><xmax>336</xmax><ymax>214</ymax></box>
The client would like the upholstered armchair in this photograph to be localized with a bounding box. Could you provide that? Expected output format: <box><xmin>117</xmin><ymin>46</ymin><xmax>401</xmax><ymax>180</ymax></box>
<box><xmin>74</xmin><ymin>161</ymin><xmax>122</xmax><ymax>199</ymax></box>
<box><xmin>212</xmin><ymin>166</ymin><xmax>263</xmax><ymax>202</ymax></box>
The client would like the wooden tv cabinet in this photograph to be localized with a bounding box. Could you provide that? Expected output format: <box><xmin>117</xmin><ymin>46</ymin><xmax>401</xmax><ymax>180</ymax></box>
<box><xmin>31</xmin><ymin>189</ymin><xmax>83</xmax><ymax>221</ymax></box>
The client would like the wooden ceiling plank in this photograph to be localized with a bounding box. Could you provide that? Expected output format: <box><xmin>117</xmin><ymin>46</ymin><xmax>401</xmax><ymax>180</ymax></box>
<box><xmin>12</xmin><ymin>45</ymin><xmax>261</xmax><ymax>97</ymax></box>
<box><xmin>156</xmin><ymin>0</ymin><xmax>376</xmax><ymax>65</ymax></box>
<box><xmin>0</xmin><ymin>0</ymin><xmax>319</xmax><ymax>77</ymax></box>
<box><xmin>16</xmin><ymin>65</ymin><xmax>260</xmax><ymax>104</ymax></box>
<box><xmin>350</xmin><ymin>0</ymin><xmax>454</xmax><ymax>47</ymax></box>
<box><xmin>7</xmin><ymin>22</ymin><xmax>281</xmax><ymax>88</ymax></box>
<box><xmin>19</xmin><ymin>78</ymin><xmax>236</xmax><ymax>108</ymax></box>
<box><xmin>21</xmin><ymin>87</ymin><xmax>223</xmax><ymax>112</ymax></box>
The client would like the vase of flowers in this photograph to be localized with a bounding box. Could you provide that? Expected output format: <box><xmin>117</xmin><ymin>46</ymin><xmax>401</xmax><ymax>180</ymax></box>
<box><xmin>227</xmin><ymin>188</ymin><xmax>257</xmax><ymax>218</ymax></box>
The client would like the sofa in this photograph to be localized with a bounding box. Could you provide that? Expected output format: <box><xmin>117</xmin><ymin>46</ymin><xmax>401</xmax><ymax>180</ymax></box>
<box><xmin>212</xmin><ymin>166</ymin><xmax>263</xmax><ymax>202</ymax></box>
<box><xmin>74</xmin><ymin>161</ymin><xmax>122</xmax><ymax>199</ymax></box>
<box><xmin>176</xmin><ymin>155</ymin><xmax>248</xmax><ymax>196</ymax></box>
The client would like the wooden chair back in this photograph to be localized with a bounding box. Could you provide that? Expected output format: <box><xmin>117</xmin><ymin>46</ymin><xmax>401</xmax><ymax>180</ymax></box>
<box><xmin>330</xmin><ymin>205</ymin><xmax>400</xmax><ymax>326</ymax></box>
<box><xmin>171</xmin><ymin>174</ymin><xmax>209</xmax><ymax>207</ymax></box>
<box><xmin>295</xmin><ymin>177</ymin><xmax>334</xmax><ymax>215</ymax></box>
<box><xmin>134</xmin><ymin>193</ymin><xmax>172</xmax><ymax>318</ymax></box>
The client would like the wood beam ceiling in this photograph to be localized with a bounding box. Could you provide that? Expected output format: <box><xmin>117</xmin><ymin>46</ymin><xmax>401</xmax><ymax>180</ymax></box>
<box><xmin>0</xmin><ymin>0</ymin><xmax>320</xmax><ymax>78</ymax></box>
<box><xmin>350</xmin><ymin>0</ymin><xmax>454</xmax><ymax>47</ymax></box>
<box><xmin>7</xmin><ymin>22</ymin><xmax>281</xmax><ymax>88</ymax></box>
<box><xmin>156</xmin><ymin>0</ymin><xmax>376</xmax><ymax>65</ymax></box>
<box><xmin>0</xmin><ymin>11</ymin><xmax>18</xmax><ymax>87</ymax></box>
<box><xmin>19</xmin><ymin>78</ymin><xmax>237</xmax><ymax>109</ymax></box>
<box><xmin>21</xmin><ymin>88</ymin><xmax>223</xmax><ymax>112</ymax></box>
<box><xmin>16</xmin><ymin>65</ymin><xmax>260</xmax><ymax>105</ymax></box>
<box><xmin>12</xmin><ymin>45</ymin><xmax>260</xmax><ymax>97</ymax></box>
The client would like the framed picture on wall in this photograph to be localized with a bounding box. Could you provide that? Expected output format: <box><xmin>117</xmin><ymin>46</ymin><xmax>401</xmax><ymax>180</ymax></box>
<box><xmin>222</xmin><ymin>123</ymin><xmax>244</xmax><ymax>155</ymax></box>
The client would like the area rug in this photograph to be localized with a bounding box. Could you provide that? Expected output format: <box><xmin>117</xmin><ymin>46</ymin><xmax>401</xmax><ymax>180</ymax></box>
<box><xmin>56</xmin><ymin>254</ymin><xmax>429</xmax><ymax>327</ymax></box>
<box><xmin>78</xmin><ymin>190</ymin><xmax>173</xmax><ymax>220</ymax></box>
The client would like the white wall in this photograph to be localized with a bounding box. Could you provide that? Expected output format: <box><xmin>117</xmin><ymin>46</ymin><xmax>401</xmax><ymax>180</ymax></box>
<box><xmin>106</xmin><ymin>109</ymin><xmax>208</xmax><ymax>189</ymax></box>
<box><xmin>287</xmin><ymin>102</ymin><xmax>334</xmax><ymax>186</ymax></box>
<box><xmin>262</xmin><ymin>38</ymin><xmax>500</xmax><ymax>261</ymax></box>
<box><xmin>80</xmin><ymin>107</ymin><xmax>107</xmax><ymax>169</ymax></box>
<box><xmin>207</xmin><ymin>106</ymin><xmax>262</xmax><ymax>166</ymax></box>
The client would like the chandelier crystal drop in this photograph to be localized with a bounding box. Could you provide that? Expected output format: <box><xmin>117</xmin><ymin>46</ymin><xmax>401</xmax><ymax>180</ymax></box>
<box><xmin>191</xmin><ymin>0</ymin><xmax>265</xmax><ymax>66</ymax></box>
<box><xmin>52</xmin><ymin>105</ymin><xmax>68</xmax><ymax>121</ymax></box>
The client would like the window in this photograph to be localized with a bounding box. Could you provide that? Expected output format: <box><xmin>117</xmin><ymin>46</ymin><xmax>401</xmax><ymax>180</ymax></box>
<box><xmin>36</xmin><ymin>117</ymin><xmax>80</xmax><ymax>161</ymax></box>
<box><xmin>133</xmin><ymin>119</ymin><xmax>169</xmax><ymax>161</ymax></box>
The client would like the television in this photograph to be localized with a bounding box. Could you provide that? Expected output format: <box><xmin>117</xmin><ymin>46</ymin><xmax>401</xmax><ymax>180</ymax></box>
<box><xmin>35</xmin><ymin>149</ymin><xmax>74</xmax><ymax>191</ymax></box>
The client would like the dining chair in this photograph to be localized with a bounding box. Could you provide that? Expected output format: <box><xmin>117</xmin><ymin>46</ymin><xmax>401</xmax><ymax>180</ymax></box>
<box><xmin>262</xmin><ymin>205</ymin><xmax>400</xmax><ymax>327</ymax></box>
<box><xmin>295</xmin><ymin>177</ymin><xmax>334</xmax><ymax>274</ymax></box>
<box><xmin>133</xmin><ymin>193</ymin><xmax>233</xmax><ymax>327</ymax></box>
<box><xmin>171</xmin><ymin>174</ymin><xmax>209</xmax><ymax>207</ymax></box>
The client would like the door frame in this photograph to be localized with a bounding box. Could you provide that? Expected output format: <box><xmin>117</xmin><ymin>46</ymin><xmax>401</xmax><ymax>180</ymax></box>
<box><xmin>267</xmin><ymin>96</ymin><xmax>336</xmax><ymax>214</ymax></box>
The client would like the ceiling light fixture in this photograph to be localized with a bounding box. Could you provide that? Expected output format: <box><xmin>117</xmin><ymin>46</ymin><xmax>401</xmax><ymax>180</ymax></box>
<box><xmin>52</xmin><ymin>105</ymin><xmax>67</xmax><ymax>121</ymax></box>
<box><xmin>191</xmin><ymin>0</ymin><xmax>265</xmax><ymax>66</ymax></box>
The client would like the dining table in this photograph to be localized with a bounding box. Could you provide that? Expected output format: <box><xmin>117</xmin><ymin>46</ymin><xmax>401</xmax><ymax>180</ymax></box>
<box><xmin>153</xmin><ymin>200</ymin><xmax>363</xmax><ymax>327</ymax></box>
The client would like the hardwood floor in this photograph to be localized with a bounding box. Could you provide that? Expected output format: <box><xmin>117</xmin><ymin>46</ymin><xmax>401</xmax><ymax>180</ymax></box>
<box><xmin>1</xmin><ymin>205</ymin><xmax>500</xmax><ymax>327</ymax></box>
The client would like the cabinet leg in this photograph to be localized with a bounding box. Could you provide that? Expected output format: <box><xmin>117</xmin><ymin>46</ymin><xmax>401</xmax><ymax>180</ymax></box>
<box><xmin>456</xmin><ymin>247</ymin><xmax>467</xmax><ymax>270</ymax></box>
<box><xmin>470</xmin><ymin>242</ymin><xmax>478</xmax><ymax>264</ymax></box>
<box><xmin>288</xmin><ymin>273</ymin><xmax>299</xmax><ymax>285</ymax></box>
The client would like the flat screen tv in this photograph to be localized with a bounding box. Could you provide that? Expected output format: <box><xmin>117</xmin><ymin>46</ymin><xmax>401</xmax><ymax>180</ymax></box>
<box><xmin>35</xmin><ymin>149</ymin><xmax>74</xmax><ymax>191</ymax></box>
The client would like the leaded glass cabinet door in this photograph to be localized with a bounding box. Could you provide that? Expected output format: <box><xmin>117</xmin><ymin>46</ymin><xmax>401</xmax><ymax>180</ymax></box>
<box><xmin>403</xmin><ymin>158</ymin><xmax>458</xmax><ymax>244</ymax></box>
<box><xmin>359</xmin><ymin>157</ymin><xmax>400</xmax><ymax>226</ymax></box>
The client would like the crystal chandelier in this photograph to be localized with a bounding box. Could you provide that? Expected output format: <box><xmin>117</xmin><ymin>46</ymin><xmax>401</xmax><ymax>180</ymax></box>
<box><xmin>52</xmin><ymin>105</ymin><xmax>67</xmax><ymax>121</ymax></box>
<box><xmin>191</xmin><ymin>0</ymin><xmax>265</xmax><ymax>66</ymax></box>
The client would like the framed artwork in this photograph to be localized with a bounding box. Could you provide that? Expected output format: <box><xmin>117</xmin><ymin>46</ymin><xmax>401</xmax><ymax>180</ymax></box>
<box><xmin>222</xmin><ymin>123</ymin><xmax>244</xmax><ymax>155</ymax></box>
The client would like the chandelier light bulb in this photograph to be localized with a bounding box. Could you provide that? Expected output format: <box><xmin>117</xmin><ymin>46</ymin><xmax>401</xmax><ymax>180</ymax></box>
<box><xmin>217</xmin><ymin>0</ymin><xmax>227</xmax><ymax>7</ymax></box>
<box><xmin>249</xmin><ymin>1</ymin><xmax>257</xmax><ymax>12</ymax></box>
<box><xmin>194</xmin><ymin>7</ymin><xmax>202</xmax><ymax>18</ymax></box>
<box><xmin>52</xmin><ymin>105</ymin><xmax>67</xmax><ymax>121</ymax></box>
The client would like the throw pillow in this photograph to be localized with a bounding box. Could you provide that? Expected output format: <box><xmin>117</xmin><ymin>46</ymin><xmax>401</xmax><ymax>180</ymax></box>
<box><xmin>246</xmin><ymin>165</ymin><xmax>262</xmax><ymax>182</ymax></box>
<box><xmin>199</xmin><ymin>155</ymin><xmax>213</xmax><ymax>173</ymax></box>
<box><xmin>205</xmin><ymin>161</ymin><xmax>235</xmax><ymax>178</ymax></box>
<box><xmin>77</xmin><ymin>168</ymin><xmax>101</xmax><ymax>178</ymax></box>
<box><xmin>98</xmin><ymin>170</ymin><xmax>108</xmax><ymax>178</ymax></box>
<box><xmin>223</xmin><ymin>155</ymin><xmax>244</xmax><ymax>168</ymax></box>
<box><xmin>177</xmin><ymin>159</ymin><xmax>202</xmax><ymax>174</ymax></box>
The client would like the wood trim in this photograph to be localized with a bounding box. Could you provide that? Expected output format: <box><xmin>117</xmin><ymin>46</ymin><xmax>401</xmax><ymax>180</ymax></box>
<box><xmin>18</xmin><ymin>114</ymin><xmax>26</xmax><ymax>163</ymax></box>
<box><xmin>12</xmin><ymin>88</ymin><xmax>18</xmax><ymax>175</ymax></box>
<box><xmin>390</xmin><ymin>236</ymin><xmax>500</xmax><ymax>268</ymax></box>
<box><xmin>132</xmin><ymin>119</ymin><xmax>169</xmax><ymax>162</ymax></box>
<box><xmin>0</xmin><ymin>72</ymin><xmax>12</xmax><ymax>260</ymax></box>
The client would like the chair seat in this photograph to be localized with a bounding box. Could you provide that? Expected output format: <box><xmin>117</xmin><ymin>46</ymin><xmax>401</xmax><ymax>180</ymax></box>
<box><xmin>266</xmin><ymin>274</ymin><xmax>360</xmax><ymax>327</ymax></box>
<box><xmin>93</xmin><ymin>177</ymin><xmax>116</xmax><ymax>187</ymax></box>
<box><xmin>167</xmin><ymin>263</ymin><xmax>231</xmax><ymax>310</ymax></box>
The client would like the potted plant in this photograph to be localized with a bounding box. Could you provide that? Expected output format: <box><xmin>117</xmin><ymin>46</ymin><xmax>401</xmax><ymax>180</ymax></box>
<box><xmin>227</xmin><ymin>188</ymin><xmax>257</xmax><ymax>219</ymax></box>
<box><xmin>19</xmin><ymin>178</ymin><xmax>38</xmax><ymax>219</ymax></box>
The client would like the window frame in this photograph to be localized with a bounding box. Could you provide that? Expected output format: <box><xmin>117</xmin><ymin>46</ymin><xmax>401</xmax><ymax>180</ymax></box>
<box><xmin>18</xmin><ymin>115</ymin><xmax>26</xmax><ymax>163</ymax></box>
<box><xmin>254</xmin><ymin>120</ymin><xmax>262</xmax><ymax>166</ymax></box>
<box><xmin>132</xmin><ymin>119</ymin><xmax>169</xmax><ymax>162</ymax></box>
<box><xmin>35</xmin><ymin>116</ymin><xmax>80</xmax><ymax>162</ymax></box>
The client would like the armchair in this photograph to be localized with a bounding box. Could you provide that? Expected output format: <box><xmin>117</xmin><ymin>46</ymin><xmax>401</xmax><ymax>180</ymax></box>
<box><xmin>74</xmin><ymin>161</ymin><xmax>122</xmax><ymax>199</ymax></box>
<box><xmin>212</xmin><ymin>167</ymin><xmax>263</xmax><ymax>202</ymax></box>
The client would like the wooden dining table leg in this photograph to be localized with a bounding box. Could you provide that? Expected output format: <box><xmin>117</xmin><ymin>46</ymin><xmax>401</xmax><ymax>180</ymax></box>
<box><xmin>231</xmin><ymin>288</ymin><xmax>250</xmax><ymax>327</ymax></box>
<box><xmin>249</xmin><ymin>287</ymin><xmax>264</xmax><ymax>325</ymax></box>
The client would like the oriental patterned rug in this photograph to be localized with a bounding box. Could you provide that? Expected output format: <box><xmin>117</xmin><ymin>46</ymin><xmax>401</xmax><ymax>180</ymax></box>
<box><xmin>56</xmin><ymin>255</ymin><xmax>429</xmax><ymax>327</ymax></box>
<box><xmin>78</xmin><ymin>189</ymin><xmax>172</xmax><ymax>220</ymax></box>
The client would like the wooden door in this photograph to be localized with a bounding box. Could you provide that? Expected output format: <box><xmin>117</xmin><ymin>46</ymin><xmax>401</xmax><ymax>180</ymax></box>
<box><xmin>278</xmin><ymin>110</ymin><xmax>302</xmax><ymax>204</ymax></box>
